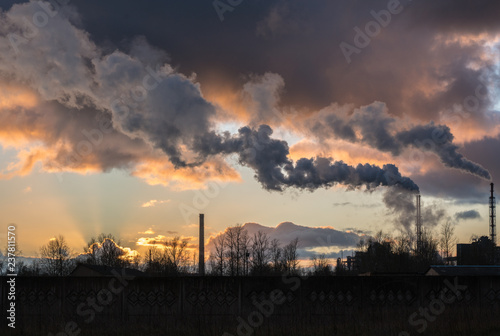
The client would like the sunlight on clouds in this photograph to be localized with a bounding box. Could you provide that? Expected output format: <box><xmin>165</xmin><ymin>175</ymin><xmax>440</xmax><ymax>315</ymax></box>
<box><xmin>289</xmin><ymin>139</ymin><xmax>394</xmax><ymax>168</ymax></box>
<box><xmin>132</xmin><ymin>157</ymin><xmax>241</xmax><ymax>190</ymax></box>
<box><xmin>135</xmin><ymin>235</ymin><xmax>197</xmax><ymax>250</ymax></box>
<box><xmin>0</xmin><ymin>144</ymin><xmax>103</xmax><ymax>179</ymax></box>
<box><xmin>136</xmin><ymin>235</ymin><xmax>167</xmax><ymax>246</ymax></box>
<box><xmin>138</xmin><ymin>228</ymin><xmax>156</xmax><ymax>234</ymax></box>
<box><xmin>0</xmin><ymin>84</ymin><xmax>38</xmax><ymax>109</ymax></box>
<box><xmin>141</xmin><ymin>199</ymin><xmax>170</xmax><ymax>208</ymax></box>
<box><xmin>204</xmin><ymin>84</ymin><xmax>250</xmax><ymax>122</ymax></box>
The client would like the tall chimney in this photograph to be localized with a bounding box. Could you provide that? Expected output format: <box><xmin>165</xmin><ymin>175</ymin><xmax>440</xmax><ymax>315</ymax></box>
<box><xmin>416</xmin><ymin>194</ymin><xmax>422</xmax><ymax>254</ymax></box>
<box><xmin>490</xmin><ymin>183</ymin><xmax>496</xmax><ymax>245</ymax></box>
<box><xmin>199</xmin><ymin>214</ymin><xmax>205</xmax><ymax>276</ymax></box>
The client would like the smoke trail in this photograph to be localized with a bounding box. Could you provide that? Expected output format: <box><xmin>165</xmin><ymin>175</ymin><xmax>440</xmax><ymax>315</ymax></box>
<box><xmin>308</xmin><ymin>103</ymin><xmax>491</xmax><ymax>180</ymax></box>
<box><xmin>383</xmin><ymin>187</ymin><xmax>447</xmax><ymax>233</ymax></box>
<box><xmin>0</xmin><ymin>2</ymin><xmax>420</xmax><ymax>196</ymax></box>
<box><xmin>395</xmin><ymin>122</ymin><xmax>491</xmax><ymax>180</ymax></box>
<box><xmin>195</xmin><ymin>125</ymin><xmax>419</xmax><ymax>192</ymax></box>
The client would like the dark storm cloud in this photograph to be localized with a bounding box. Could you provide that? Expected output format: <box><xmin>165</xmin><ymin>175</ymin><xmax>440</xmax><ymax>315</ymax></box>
<box><xmin>55</xmin><ymin>0</ymin><xmax>500</xmax><ymax>124</ymax></box>
<box><xmin>455</xmin><ymin>210</ymin><xmax>481</xmax><ymax>221</ymax></box>
<box><xmin>409</xmin><ymin>1</ymin><xmax>500</xmax><ymax>33</ymax></box>
<box><xmin>2</xmin><ymin>0</ymin><xmax>498</xmax><ymax>120</ymax></box>
<box><xmin>0</xmin><ymin>1</ymin><xmax>420</xmax><ymax>199</ymax></box>
<box><xmin>0</xmin><ymin>0</ymin><xmax>497</xmax><ymax>199</ymax></box>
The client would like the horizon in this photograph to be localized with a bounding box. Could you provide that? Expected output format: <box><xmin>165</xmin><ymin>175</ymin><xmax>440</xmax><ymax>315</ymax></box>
<box><xmin>0</xmin><ymin>0</ymin><xmax>498</xmax><ymax>268</ymax></box>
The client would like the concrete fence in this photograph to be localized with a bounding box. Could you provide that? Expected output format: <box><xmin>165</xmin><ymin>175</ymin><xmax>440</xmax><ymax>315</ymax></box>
<box><xmin>1</xmin><ymin>275</ymin><xmax>500</xmax><ymax>334</ymax></box>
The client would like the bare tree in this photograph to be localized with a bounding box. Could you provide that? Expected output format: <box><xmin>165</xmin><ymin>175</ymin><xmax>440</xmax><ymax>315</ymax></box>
<box><xmin>143</xmin><ymin>237</ymin><xmax>189</xmax><ymax>275</ymax></box>
<box><xmin>84</xmin><ymin>233</ymin><xmax>124</xmax><ymax>266</ymax></box>
<box><xmin>190</xmin><ymin>250</ymin><xmax>198</xmax><ymax>273</ymax></box>
<box><xmin>311</xmin><ymin>254</ymin><xmax>332</xmax><ymax>275</ymax></box>
<box><xmin>393</xmin><ymin>231</ymin><xmax>412</xmax><ymax>255</ymax></box>
<box><xmin>440</xmin><ymin>221</ymin><xmax>456</xmax><ymax>263</ymax></box>
<box><xmin>143</xmin><ymin>245</ymin><xmax>164</xmax><ymax>273</ymax></box>
<box><xmin>164</xmin><ymin>236</ymin><xmax>189</xmax><ymax>274</ymax></box>
<box><xmin>282</xmin><ymin>238</ymin><xmax>299</xmax><ymax>274</ymax></box>
<box><xmin>270</xmin><ymin>238</ymin><xmax>282</xmax><ymax>272</ymax></box>
<box><xmin>212</xmin><ymin>234</ymin><xmax>226</xmax><ymax>275</ymax></box>
<box><xmin>40</xmin><ymin>235</ymin><xmax>73</xmax><ymax>276</ymax></box>
<box><xmin>225</xmin><ymin>225</ymin><xmax>248</xmax><ymax>276</ymax></box>
<box><xmin>417</xmin><ymin>228</ymin><xmax>440</xmax><ymax>266</ymax></box>
<box><xmin>99</xmin><ymin>238</ymin><xmax>129</xmax><ymax>267</ymax></box>
<box><xmin>250</xmin><ymin>231</ymin><xmax>271</xmax><ymax>274</ymax></box>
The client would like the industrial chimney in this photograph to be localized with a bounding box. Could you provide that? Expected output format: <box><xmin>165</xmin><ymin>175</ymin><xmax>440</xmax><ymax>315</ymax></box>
<box><xmin>490</xmin><ymin>183</ymin><xmax>496</xmax><ymax>245</ymax></box>
<box><xmin>199</xmin><ymin>213</ymin><xmax>205</xmax><ymax>276</ymax></box>
<box><xmin>416</xmin><ymin>194</ymin><xmax>422</xmax><ymax>254</ymax></box>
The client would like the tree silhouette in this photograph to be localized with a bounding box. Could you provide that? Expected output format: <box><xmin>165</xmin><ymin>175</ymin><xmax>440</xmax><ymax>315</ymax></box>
<box><xmin>40</xmin><ymin>235</ymin><xmax>73</xmax><ymax>276</ymax></box>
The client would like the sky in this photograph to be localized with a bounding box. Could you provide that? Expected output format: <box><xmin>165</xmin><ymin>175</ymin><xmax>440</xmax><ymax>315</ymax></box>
<box><xmin>0</xmin><ymin>0</ymin><xmax>499</xmax><ymax>261</ymax></box>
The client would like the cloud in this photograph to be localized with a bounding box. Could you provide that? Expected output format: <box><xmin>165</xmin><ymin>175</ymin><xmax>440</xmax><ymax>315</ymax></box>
<box><xmin>23</xmin><ymin>186</ymin><xmax>31</xmax><ymax>193</ymax></box>
<box><xmin>0</xmin><ymin>0</ymin><xmax>496</xmax><ymax>205</ymax></box>
<box><xmin>206</xmin><ymin>222</ymin><xmax>368</xmax><ymax>258</ymax></box>
<box><xmin>0</xmin><ymin>2</ymin><xmax>238</xmax><ymax>188</ymax></box>
<box><xmin>141</xmin><ymin>199</ymin><xmax>170</xmax><ymax>208</ymax></box>
<box><xmin>303</xmin><ymin>102</ymin><xmax>491</xmax><ymax>180</ymax></box>
<box><xmin>135</xmin><ymin>235</ymin><xmax>197</xmax><ymax>249</ymax></box>
<box><xmin>136</xmin><ymin>235</ymin><xmax>167</xmax><ymax>246</ymax></box>
<box><xmin>455</xmin><ymin>210</ymin><xmax>481</xmax><ymax>221</ymax></box>
<box><xmin>1</xmin><ymin>2</ymin><xmax>417</xmax><ymax>199</ymax></box>
<box><xmin>332</xmin><ymin>202</ymin><xmax>380</xmax><ymax>209</ymax></box>
<box><xmin>332</xmin><ymin>202</ymin><xmax>351</xmax><ymax>207</ymax></box>
<box><xmin>383</xmin><ymin>187</ymin><xmax>448</xmax><ymax>233</ymax></box>
<box><xmin>77</xmin><ymin>238</ymin><xmax>139</xmax><ymax>262</ymax></box>
<box><xmin>412</xmin><ymin>168</ymin><xmax>490</xmax><ymax>203</ymax></box>
<box><xmin>138</xmin><ymin>228</ymin><xmax>155</xmax><ymax>234</ymax></box>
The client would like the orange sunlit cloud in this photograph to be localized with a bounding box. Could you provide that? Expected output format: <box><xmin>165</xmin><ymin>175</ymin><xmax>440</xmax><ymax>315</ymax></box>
<box><xmin>0</xmin><ymin>84</ymin><xmax>38</xmax><ymax>109</ymax></box>
<box><xmin>0</xmin><ymin>143</ymin><xmax>105</xmax><ymax>180</ymax></box>
<box><xmin>289</xmin><ymin>138</ymin><xmax>394</xmax><ymax>168</ymax></box>
<box><xmin>138</xmin><ymin>228</ymin><xmax>156</xmax><ymax>235</ymax></box>
<box><xmin>136</xmin><ymin>235</ymin><xmax>198</xmax><ymax>249</ymax></box>
<box><xmin>289</xmin><ymin>137</ymin><xmax>447</xmax><ymax>179</ymax></box>
<box><xmin>439</xmin><ymin>111</ymin><xmax>500</xmax><ymax>144</ymax></box>
<box><xmin>132</xmin><ymin>157</ymin><xmax>242</xmax><ymax>191</ymax></box>
<box><xmin>141</xmin><ymin>199</ymin><xmax>170</xmax><ymax>208</ymax></box>
<box><xmin>136</xmin><ymin>235</ymin><xmax>168</xmax><ymax>246</ymax></box>
<box><xmin>204</xmin><ymin>85</ymin><xmax>250</xmax><ymax>122</ymax></box>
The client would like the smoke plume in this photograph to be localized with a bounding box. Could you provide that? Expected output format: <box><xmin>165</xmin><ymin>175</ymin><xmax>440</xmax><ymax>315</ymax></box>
<box><xmin>308</xmin><ymin>103</ymin><xmax>491</xmax><ymax>180</ymax></box>
<box><xmin>383</xmin><ymin>187</ymin><xmax>447</xmax><ymax>233</ymax></box>
<box><xmin>195</xmin><ymin>125</ymin><xmax>419</xmax><ymax>192</ymax></box>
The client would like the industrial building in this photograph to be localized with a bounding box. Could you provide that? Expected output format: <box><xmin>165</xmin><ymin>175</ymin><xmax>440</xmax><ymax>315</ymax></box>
<box><xmin>456</xmin><ymin>183</ymin><xmax>500</xmax><ymax>265</ymax></box>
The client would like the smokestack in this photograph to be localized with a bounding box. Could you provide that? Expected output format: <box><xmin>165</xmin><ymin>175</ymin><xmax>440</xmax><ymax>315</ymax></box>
<box><xmin>490</xmin><ymin>183</ymin><xmax>496</xmax><ymax>245</ymax></box>
<box><xmin>416</xmin><ymin>194</ymin><xmax>422</xmax><ymax>254</ymax></box>
<box><xmin>199</xmin><ymin>214</ymin><xmax>205</xmax><ymax>276</ymax></box>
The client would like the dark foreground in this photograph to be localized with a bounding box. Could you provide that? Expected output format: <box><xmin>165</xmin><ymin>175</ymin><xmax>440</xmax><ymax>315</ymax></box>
<box><xmin>1</xmin><ymin>275</ymin><xmax>500</xmax><ymax>335</ymax></box>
